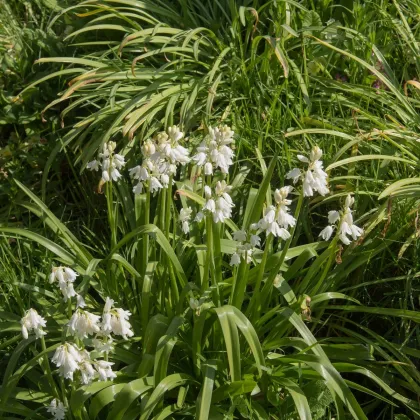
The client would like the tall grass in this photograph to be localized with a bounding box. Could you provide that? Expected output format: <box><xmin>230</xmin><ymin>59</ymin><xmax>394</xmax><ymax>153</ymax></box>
<box><xmin>1</xmin><ymin>0</ymin><xmax>420</xmax><ymax>419</ymax></box>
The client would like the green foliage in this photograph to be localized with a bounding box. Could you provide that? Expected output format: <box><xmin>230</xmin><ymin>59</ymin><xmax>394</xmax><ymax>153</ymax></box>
<box><xmin>1</xmin><ymin>0</ymin><xmax>420</xmax><ymax>419</ymax></box>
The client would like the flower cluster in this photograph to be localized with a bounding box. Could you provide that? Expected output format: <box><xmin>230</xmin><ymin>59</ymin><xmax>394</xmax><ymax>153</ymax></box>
<box><xmin>50</xmin><ymin>297</ymin><xmax>132</xmax><ymax>384</ymax></box>
<box><xmin>179</xmin><ymin>207</ymin><xmax>193</xmax><ymax>234</ymax></box>
<box><xmin>201</xmin><ymin>181</ymin><xmax>234</xmax><ymax>223</ymax></box>
<box><xmin>319</xmin><ymin>194</ymin><xmax>363</xmax><ymax>244</ymax></box>
<box><xmin>129</xmin><ymin>126</ymin><xmax>190</xmax><ymax>194</ymax></box>
<box><xmin>52</xmin><ymin>343</ymin><xmax>116</xmax><ymax>383</ymax></box>
<box><xmin>287</xmin><ymin>146</ymin><xmax>329</xmax><ymax>197</ymax></box>
<box><xmin>47</xmin><ymin>399</ymin><xmax>67</xmax><ymax>420</ymax></box>
<box><xmin>21</xmin><ymin>308</ymin><xmax>46</xmax><ymax>339</ymax></box>
<box><xmin>255</xmin><ymin>186</ymin><xmax>296</xmax><ymax>239</ymax></box>
<box><xmin>49</xmin><ymin>266</ymin><xmax>85</xmax><ymax>307</ymax></box>
<box><xmin>87</xmin><ymin>141</ymin><xmax>126</xmax><ymax>183</ymax></box>
<box><xmin>230</xmin><ymin>230</ymin><xmax>261</xmax><ymax>266</ymax></box>
<box><xmin>68</xmin><ymin>309</ymin><xmax>101</xmax><ymax>339</ymax></box>
<box><xmin>101</xmin><ymin>297</ymin><xmax>134</xmax><ymax>340</ymax></box>
<box><xmin>192</xmin><ymin>125</ymin><xmax>235</xmax><ymax>175</ymax></box>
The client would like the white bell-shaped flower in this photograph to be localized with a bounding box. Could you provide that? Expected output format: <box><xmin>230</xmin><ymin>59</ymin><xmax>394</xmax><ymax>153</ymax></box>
<box><xmin>250</xmin><ymin>234</ymin><xmax>261</xmax><ymax>247</ymax></box>
<box><xmin>87</xmin><ymin>141</ymin><xmax>126</xmax><ymax>184</ymax></box>
<box><xmin>21</xmin><ymin>308</ymin><xmax>46</xmax><ymax>340</ymax></box>
<box><xmin>95</xmin><ymin>360</ymin><xmax>117</xmax><ymax>381</ymax></box>
<box><xmin>78</xmin><ymin>350</ymin><xmax>96</xmax><ymax>385</ymax></box>
<box><xmin>68</xmin><ymin>309</ymin><xmax>101</xmax><ymax>339</ymax></box>
<box><xmin>320</xmin><ymin>194</ymin><xmax>363</xmax><ymax>245</ymax></box>
<box><xmin>286</xmin><ymin>146</ymin><xmax>329</xmax><ymax>197</ymax></box>
<box><xmin>101</xmin><ymin>298</ymin><xmax>134</xmax><ymax>340</ymax></box>
<box><xmin>179</xmin><ymin>207</ymin><xmax>193</xmax><ymax>234</ymax></box>
<box><xmin>52</xmin><ymin>343</ymin><xmax>82</xmax><ymax>380</ymax></box>
<box><xmin>230</xmin><ymin>252</ymin><xmax>241</xmax><ymax>266</ymax></box>
<box><xmin>319</xmin><ymin>225</ymin><xmax>334</xmax><ymax>241</ymax></box>
<box><xmin>47</xmin><ymin>399</ymin><xmax>67</xmax><ymax>420</ymax></box>
<box><xmin>50</xmin><ymin>266</ymin><xmax>79</xmax><ymax>302</ymax></box>
<box><xmin>192</xmin><ymin>125</ymin><xmax>235</xmax><ymax>175</ymax></box>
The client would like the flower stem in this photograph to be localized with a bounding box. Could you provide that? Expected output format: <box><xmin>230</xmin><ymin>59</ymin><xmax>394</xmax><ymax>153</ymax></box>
<box><xmin>40</xmin><ymin>336</ymin><xmax>60</xmax><ymax>400</ymax></box>
<box><xmin>211</xmin><ymin>220</ymin><xmax>222</xmax><ymax>306</ymax></box>
<box><xmin>259</xmin><ymin>190</ymin><xmax>304</xmax><ymax>308</ymax></box>
<box><xmin>142</xmin><ymin>188</ymin><xmax>150</xmax><ymax>277</ymax></box>
<box><xmin>106</xmin><ymin>181</ymin><xmax>117</xmax><ymax>250</ymax></box>
<box><xmin>247</xmin><ymin>233</ymin><xmax>273</xmax><ymax>320</ymax></box>
<box><xmin>165</xmin><ymin>176</ymin><xmax>173</xmax><ymax>240</ymax></box>
<box><xmin>201</xmin><ymin>214</ymin><xmax>213</xmax><ymax>294</ymax></box>
<box><xmin>311</xmin><ymin>236</ymin><xmax>338</xmax><ymax>295</ymax></box>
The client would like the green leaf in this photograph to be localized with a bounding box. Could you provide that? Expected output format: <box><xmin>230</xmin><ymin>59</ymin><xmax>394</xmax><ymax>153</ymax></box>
<box><xmin>196</xmin><ymin>360</ymin><xmax>217</xmax><ymax>420</ymax></box>
<box><xmin>139</xmin><ymin>374</ymin><xmax>191</xmax><ymax>420</ymax></box>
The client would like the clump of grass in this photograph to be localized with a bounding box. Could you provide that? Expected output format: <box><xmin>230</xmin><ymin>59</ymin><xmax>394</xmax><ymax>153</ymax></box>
<box><xmin>1</xmin><ymin>1</ymin><xmax>420</xmax><ymax>419</ymax></box>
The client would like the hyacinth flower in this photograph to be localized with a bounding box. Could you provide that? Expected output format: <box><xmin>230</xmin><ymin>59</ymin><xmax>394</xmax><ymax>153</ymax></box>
<box><xmin>101</xmin><ymin>297</ymin><xmax>134</xmax><ymax>340</ymax></box>
<box><xmin>229</xmin><ymin>229</ymin><xmax>261</xmax><ymax>267</ymax></box>
<box><xmin>52</xmin><ymin>343</ymin><xmax>83</xmax><ymax>380</ymax></box>
<box><xmin>129</xmin><ymin>125</ymin><xmax>190</xmax><ymax>195</ymax></box>
<box><xmin>179</xmin><ymin>207</ymin><xmax>193</xmax><ymax>234</ymax></box>
<box><xmin>192</xmin><ymin>125</ymin><xmax>235</xmax><ymax>175</ymax></box>
<box><xmin>256</xmin><ymin>186</ymin><xmax>296</xmax><ymax>240</ymax></box>
<box><xmin>87</xmin><ymin>141</ymin><xmax>126</xmax><ymax>184</ymax></box>
<box><xmin>49</xmin><ymin>266</ymin><xmax>84</xmax><ymax>305</ymax></box>
<box><xmin>67</xmin><ymin>309</ymin><xmax>101</xmax><ymax>339</ymax></box>
<box><xmin>21</xmin><ymin>308</ymin><xmax>47</xmax><ymax>339</ymax></box>
<box><xmin>286</xmin><ymin>146</ymin><xmax>329</xmax><ymax>197</ymax></box>
<box><xmin>202</xmin><ymin>181</ymin><xmax>234</xmax><ymax>224</ymax></box>
<box><xmin>51</xmin><ymin>342</ymin><xmax>116</xmax><ymax>384</ymax></box>
<box><xmin>319</xmin><ymin>194</ymin><xmax>363</xmax><ymax>245</ymax></box>
<box><xmin>47</xmin><ymin>399</ymin><xmax>67</xmax><ymax>420</ymax></box>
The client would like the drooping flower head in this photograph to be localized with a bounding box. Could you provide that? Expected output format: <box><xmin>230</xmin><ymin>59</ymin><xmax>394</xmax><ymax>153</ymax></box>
<box><xmin>87</xmin><ymin>141</ymin><xmax>126</xmax><ymax>183</ymax></box>
<box><xmin>52</xmin><ymin>343</ymin><xmax>117</xmax><ymax>384</ymax></box>
<box><xmin>286</xmin><ymin>146</ymin><xmax>329</xmax><ymax>197</ymax></box>
<box><xmin>52</xmin><ymin>342</ymin><xmax>83</xmax><ymax>380</ymax></box>
<box><xmin>257</xmin><ymin>186</ymin><xmax>296</xmax><ymax>239</ymax></box>
<box><xmin>229</xmin><ymin>229</ymin><xmax>260</xmax><ymax>267</ymax></box>
<box><xmin>21</xmin><ymin>308</ymin><xmax>46</xmax><ymax>339</ymax></box>
<box><xmin>47</xmin><ymin>399</ymin><xmax>67</xmax><ymax>420</ymax></box>
<box><xmin>95</xmin><ymin>360</ymin><xmax>117</xmax><ymax>381</ymax></box>
<box><xmin>202</xmin><ymin>181</ymin><xmax>234</xmax><ymax>223</ymax></box>
<box><xmin>68</xmin><ymin>309</ymin><xmax>101</xmax><ymax>339</ymax></box>
<box><xmin>129</xmin><ymin>125</ymin><xmax>190</xmax><ymax>195</ymax></box>
<box><xmin>101</xmin><ymin>297</ymin><xmax>134</xmax><ymax>340</ymax></box>
<box><xmin>192</xmin><ymin>125</ymin><xmax>235</xmax><ymax>175</ymax></box>
<box><xmin>179</xmin><ymin>207</ymin><xmax>193</xmax><ymax>234</ymax></box>
<box><xmin>49</xmin><ymin>266</ymin><xmax>79</xmax><ymax>302</ymax></box>
<box><xmin>318</xmin><ymin>194</ymin><xmax>363</xmax><ymax>245</ymax></box>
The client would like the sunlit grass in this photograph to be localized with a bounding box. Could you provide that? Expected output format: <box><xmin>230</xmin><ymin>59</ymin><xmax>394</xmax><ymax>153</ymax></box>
<box><xmin>0</xmin><ymin>1</ymin><xmax>420</xmax><ymax>419</ymax></box>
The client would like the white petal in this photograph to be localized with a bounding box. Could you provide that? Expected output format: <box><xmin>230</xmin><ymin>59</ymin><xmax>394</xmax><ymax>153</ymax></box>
<box><xmin>328</xmin><ymin>210</ymin><xmax>340</xmax><ymax>224</ymax></box>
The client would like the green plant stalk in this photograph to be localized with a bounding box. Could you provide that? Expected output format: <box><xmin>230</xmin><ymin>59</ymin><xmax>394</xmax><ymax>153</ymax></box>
<box><xmin>164</xmin><ymin>177</ymin><xmax>179</xmax><ymax>307</ymax></box>
<box><xmin>67</xmin><ymin>299</ymin><xmax>72</xmax><ymax>320</ymax></box>
<box><xmin>106</xmin><ymin>179</ymin><xmax>117</xmax><ymax>250</ymax></box>
<box><xmin>230</xmin><ymin>257</ymin><xmax>249</xmax><ymax>309</ymax></box>
<box><xmin>40</xmin><ymin>336</ymin><xmax>60</xmax><ymax>400</ymax></box>
<box><xmin>211</xmin><ymin>221</ymin><xmax>222</xmax><ymax>306</ymax></box>
<box><xmin>59</xmin><ymin>376</ymin><xmax>68</xmax><ymax>409</ymax></box>
<box><xmin>260</xmin><ymin>190</ymin><xmax>304</xmax><ymax>308</ymax></box>
<box><xmin>165</xmin><ymin>176</ymin><xmax>173</xmax><ymax>240</ymax></box>
<box><xmin>311</xmin><ymin>236</ymin><xmax>338</xmax><ymax>296</ymax></box>
<box><xmin>201</xmin><ymin>214</ymin><xmax>213</xmax><ymax>294</ymax></box>
<box><xmin>247</xmin><ymin>233</ymin><xmax>273</xmax><ymax>321</ymax></box>
<box><xmin>142</xmin><ymin>188</ymin><xmax>151</xmax><ymax>277</ymax></box>
<box><xmin>160</xmin><ymin>186</ymin><xmax>167</xmax><ymax>234</ymax></box>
